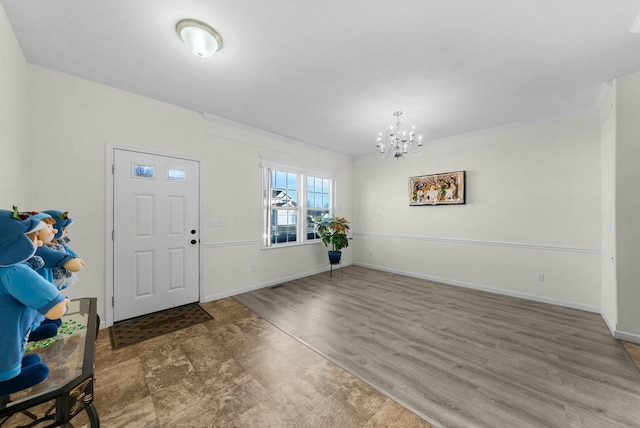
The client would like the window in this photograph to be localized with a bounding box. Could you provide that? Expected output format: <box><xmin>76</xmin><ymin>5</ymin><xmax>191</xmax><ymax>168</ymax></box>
<box><xmin>306</xmin><ymin>175</ymin><xmax>331</xmax><ymax>239</ymax></box>
<box><xmin>262</xmin><ymin>164</ymin><xmax>334</xmax><ymax>248</ymax></box>
<box><xmin>133</xmin><ymin>163</ymin><xmax>154</xmax><ymax>178</ymax></box>
<box><xmin>167</xmin><ymin>168</ymin><xmax>186</xmax><ymax>181</ymax></box>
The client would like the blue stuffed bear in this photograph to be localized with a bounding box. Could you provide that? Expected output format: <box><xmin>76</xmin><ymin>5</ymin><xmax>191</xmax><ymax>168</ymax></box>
<box><xmin>0</xmin><ymin>209</ymin><xmax>69</xmax><ymax>397</ymax></box>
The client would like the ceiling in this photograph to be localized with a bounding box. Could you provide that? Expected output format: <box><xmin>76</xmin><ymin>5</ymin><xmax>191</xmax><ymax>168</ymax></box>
<box><xmin>3</xmin><ymin>0</ymin><xmax>640</xmax><ymax>158</ymax></box>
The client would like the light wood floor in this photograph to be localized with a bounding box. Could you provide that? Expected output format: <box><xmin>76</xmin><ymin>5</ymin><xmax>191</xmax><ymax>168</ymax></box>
<box><xmin>234</xmin><ymin>265</ymin><xmax>640</xmax><ymax>428</ymax></box>
<box><xmin>19</xmin><ymin>297</ymin><xmax>430</xmax><ymax>427</ymax></box>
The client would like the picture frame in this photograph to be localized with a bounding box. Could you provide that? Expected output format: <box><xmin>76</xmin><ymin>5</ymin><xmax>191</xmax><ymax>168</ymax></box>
<box><xmin>409</xmin><ymin>171</ymin><xmax>465</xmax><ymax>206</ymax></box>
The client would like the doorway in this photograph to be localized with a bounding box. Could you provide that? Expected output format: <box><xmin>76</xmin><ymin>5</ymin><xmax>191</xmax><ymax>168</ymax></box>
<box><xmin>111</xmin><ymin>148</ymin><xmax>200</xmax><ymax>322</ymax></box>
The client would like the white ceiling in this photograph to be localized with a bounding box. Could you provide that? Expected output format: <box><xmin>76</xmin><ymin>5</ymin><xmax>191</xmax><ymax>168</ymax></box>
<box><xmin>3</xmin><ymin>0</ymin><xmax>640</xmax><ymax>157</ymax></box>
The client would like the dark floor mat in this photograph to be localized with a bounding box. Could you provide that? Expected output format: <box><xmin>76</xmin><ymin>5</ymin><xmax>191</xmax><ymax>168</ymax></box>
<box><xmin>109</xmin><ymin>303</ymin><xmax>212</xmax><ymax>350</ymax></box>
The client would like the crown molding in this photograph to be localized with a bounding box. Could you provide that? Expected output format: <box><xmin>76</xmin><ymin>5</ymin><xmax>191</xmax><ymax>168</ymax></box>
<box><xmin>202</xmin><ymin>112</ymin><xmax>352</xmax><ymax>161</ymax></box>
<box><xmin>355</xmin><ymin>106</ymin><xmax>598</xmax><ymax>161</ymax></box>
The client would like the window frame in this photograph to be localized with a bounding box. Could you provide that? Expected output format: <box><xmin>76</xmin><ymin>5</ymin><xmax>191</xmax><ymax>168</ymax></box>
<box><xmin>261</xmin><ymin>157</ymin><xmax>336</xmax><ymax>249</ymax></box>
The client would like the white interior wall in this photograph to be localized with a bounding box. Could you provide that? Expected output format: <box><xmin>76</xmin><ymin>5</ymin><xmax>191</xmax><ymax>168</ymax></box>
<box><xmin>615</xmin><ymin>72</ymin><xmax>640</xmax><ymax>337</ymax></box>
<box><xmin>600</xmin><ymin>83</ymin><xmax>617</xmax><ymax>332</ymax></box>
<box><xmin>199</xmin><ymin>127</ymin><xmax>354</xmax><ymax>300</ymax></box>
<box><xmin>353</xmin><ymin>112</ymin><xmax>602</xmax><ymax>311</ymax></box>
<box><xmin>0</xmin><ymin>5</ymin><xmax>28</xmax><ymax>202</ymax></box>
<box><xmin>5</xmin><ymin>1</ymin><xmax>639</xmax><ymax>339</ymax></box>
<box><xmin>24</xmin><ymin>64</ymin><xmax>352</xmax><ymax>324</ymax></box>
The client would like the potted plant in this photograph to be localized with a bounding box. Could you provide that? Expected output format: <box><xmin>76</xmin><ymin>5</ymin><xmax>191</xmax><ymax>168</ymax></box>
<box><xmin>314</xmin><ymin>215</ymin><xmax>351</xmax><ymax>264</ymax></box>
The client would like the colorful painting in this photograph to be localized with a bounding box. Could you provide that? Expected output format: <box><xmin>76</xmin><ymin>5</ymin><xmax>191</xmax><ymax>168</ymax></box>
<box><xmin>409</xmin><ymin>171</ymin><xmax>465</xmax><ymax>206</ymax></box>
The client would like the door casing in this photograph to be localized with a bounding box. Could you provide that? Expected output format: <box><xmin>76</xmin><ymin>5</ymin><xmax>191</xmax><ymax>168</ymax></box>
<box><xmin>105</xmin><ymin>144</ymin><xmax>204</xmax><ymax>327</ymax></box>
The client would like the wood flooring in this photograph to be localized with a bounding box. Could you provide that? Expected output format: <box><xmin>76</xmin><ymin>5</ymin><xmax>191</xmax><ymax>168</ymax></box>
<box><xmin>234</xmin><ymin>265</ymin><xmax>640</xmax><ymax>428</ymax></box>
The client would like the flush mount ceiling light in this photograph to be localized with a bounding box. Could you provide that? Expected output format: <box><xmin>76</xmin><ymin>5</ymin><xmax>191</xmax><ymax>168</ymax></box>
<box><xmin>176</xmin><ymin>19</ymin><xmax>222</xmax><ymax>58</ymax></box>
<box><xmin>376</xmin><ymin>111</ymin><xmax>423</xmax><ymax>159</ymax></box>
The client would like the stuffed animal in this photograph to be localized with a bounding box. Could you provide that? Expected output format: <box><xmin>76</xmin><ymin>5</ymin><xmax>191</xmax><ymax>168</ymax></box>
<box><xmin>23</xmin><ymin>225</ymin><xmax>61</xmax><ymax>342</ymax></box>
<box><xmin>42</xmin><ymin>210</ymin><xmax>82</xmax><ymax>288</ymax></box>
<box><xmin>42</xmin><ymin>210</ymin><xmax>77</xmax><ymax>257</ymax></box>
<box><xmin>0</xmin><ymin>209</ymin><xmax>69</xmax><ymax>397</ymax></box>
<box><xmin>15</xmin><ymin>211</ymin><xmax>67</xmax><ymax>342</ymax></box>
<box><xmin>17</xmin><ymin>210</ymin><xmax>82</xmax><ymax>342</ymax></box>
<box><xmin>41</xmin><ymin>210</ymin><xmax>100</xmax><ymax>341</ymax></box>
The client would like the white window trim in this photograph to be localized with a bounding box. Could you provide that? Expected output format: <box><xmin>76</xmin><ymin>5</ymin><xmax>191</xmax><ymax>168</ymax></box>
<box><xmin>259</xmin><ymin>155</ymin><xmax>337</xmax><ymax>179</ymax></box>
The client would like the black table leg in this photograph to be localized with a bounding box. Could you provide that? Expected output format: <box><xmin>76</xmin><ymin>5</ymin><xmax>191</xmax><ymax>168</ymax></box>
<box><xmin>85</xmin><ymin>403</ymin><xmax>100</xmax><ymax>427</ymax></box>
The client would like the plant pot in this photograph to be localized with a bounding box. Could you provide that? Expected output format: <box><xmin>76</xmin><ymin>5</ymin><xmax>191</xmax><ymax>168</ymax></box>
<box><xmin>328</xmin><ymin>251</ymin><xmax>342</xmax><ymax>265</ymax></box>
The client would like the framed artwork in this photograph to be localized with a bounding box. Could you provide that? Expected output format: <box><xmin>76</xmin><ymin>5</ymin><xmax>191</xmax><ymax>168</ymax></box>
<box><xmin>409</xmin><ymin>171</ymin><xmax>465</xmax><ymax>206</ymax></box>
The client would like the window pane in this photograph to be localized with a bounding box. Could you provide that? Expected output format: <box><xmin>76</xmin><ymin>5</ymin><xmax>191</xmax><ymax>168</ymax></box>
<box><xmin>275</xmin><ymin>170</ymin><xmax>287</xmax><ymax>188</ymax></box>
<box><xmin>287</xmin><ymin>173</ymin><xmax>297</xmax><ymax>190</ymax></box>
<box><xmin>308</xmin><ymin>176</ymin><xmax>327</xmax><ymax>208</ymax></box>
<box><xmin>305</xmin><ymin>175</ymin><xmax>332</xmax><ymax>241</ymax></box>
<box><xmin>306</xmin><ymin>212</ymin><xmax>317</xmax><ymax>239</ymax></box>
<box><xmin>133</xmin><ymin>164</ymin><xmax>154</xmax><ymax>178</ymax></box>
<box><xmin>272</xmin><ymin>190</ymin><xmax>296</xmax><ymax>207</ymax></box>
<box><xmin>271</xmin><ymin>170</ymin><xmax>298</xmax><ymax>208</ymax></box>
<box><xmin>307</xmin><ymin>208</ymin><xmax>329</xmax><ymax>240</ymax></box>
<box><xmin>271</xmin><ymin>208</ymin><xmax>297</xmax><ymax>243</ymax></box>
<box><xmin>167</xmin><ymin>168</ymin><xmax>185</xmax><ymax>181</ymax></box>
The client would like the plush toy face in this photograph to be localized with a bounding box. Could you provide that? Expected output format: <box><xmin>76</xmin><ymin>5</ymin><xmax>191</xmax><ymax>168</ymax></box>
<box><xmin>37</xmin><ymin>224</ymin><xmax>57</xmax><ymax>246</ymax></box>
<box><xmin>42</xmin><ymin>210</ymin><xmax>73</xmax><ymax>240</ymax></box>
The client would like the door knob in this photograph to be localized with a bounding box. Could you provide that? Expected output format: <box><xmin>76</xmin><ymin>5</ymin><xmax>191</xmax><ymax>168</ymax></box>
<box><xmin>191</xmin><ymin>239</ymin><xmax>197</xmax><ymax>245</ymax></box>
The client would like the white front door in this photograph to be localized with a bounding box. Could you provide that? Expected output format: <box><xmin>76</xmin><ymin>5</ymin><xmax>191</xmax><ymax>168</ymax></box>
<box><xmin>113</xmin><ymin>149</ymin><xmax>200</xmax><ymax>322</ymax></box>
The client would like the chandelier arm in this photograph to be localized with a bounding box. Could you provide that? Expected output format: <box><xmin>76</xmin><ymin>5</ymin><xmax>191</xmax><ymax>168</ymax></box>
<box><xmin>376</xmin><ymin>111</ymin><xmax>422</xmax><ymax>159</ymax></box>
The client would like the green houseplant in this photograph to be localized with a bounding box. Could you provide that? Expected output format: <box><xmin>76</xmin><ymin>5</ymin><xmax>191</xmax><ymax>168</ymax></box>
<box><xmin>314</xmin><ymin>215</ymin><xmax>351</xmax><ymax>264</ymax></box>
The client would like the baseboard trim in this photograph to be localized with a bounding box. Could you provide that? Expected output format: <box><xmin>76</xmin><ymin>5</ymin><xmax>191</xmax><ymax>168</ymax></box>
<box><xmin>203</xmin><ymin>263</ymin><xmax>351</xmax><ymax>302</ymax></box>
<box><xmin>613</xmin><ymin>329</ymin><xmax>640</xmax><ymax>344</ymax></box>
<box><xmin>353</xmin><ymin>262</ymin><xmax>600</xmax><ymax>313</ymax></box>
<box><xmin>603</xmin><ymin>311</ymin><xmax>640</xmax><ymax>344</ymax></box>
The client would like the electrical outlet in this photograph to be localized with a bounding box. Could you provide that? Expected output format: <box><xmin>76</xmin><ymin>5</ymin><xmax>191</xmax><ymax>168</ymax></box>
<box><xmin>209</xmin><ymin>218</ymin><xmax>224</xmax><ymax>227</ymax></box>
<box><xmin>536</xmin><ymin>272</ymin><xmax>545</xmax><ymax>282</ymax></box>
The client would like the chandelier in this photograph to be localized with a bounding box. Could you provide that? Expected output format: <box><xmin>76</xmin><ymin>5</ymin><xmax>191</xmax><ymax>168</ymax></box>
<box><xmin>376</xmin><ymin>111</ymin><xmax>423</xmax><ymax>159</ymax></box>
